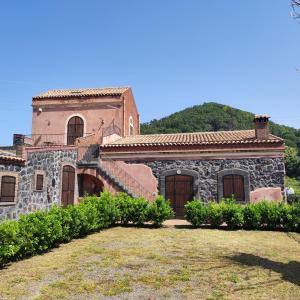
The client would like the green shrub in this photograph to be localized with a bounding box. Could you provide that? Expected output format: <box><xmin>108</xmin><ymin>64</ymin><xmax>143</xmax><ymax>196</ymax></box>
<box><xmin>287</xmin><ymin>194</ymin><xmax>300</xmax><ymax>205</ymax></box>
<box><xmin>206</xmin><ymin>202</ymin><xmax>223</xmax><ymax>228</ymax></box>
<box><xmin>18</xmin><ymin>210</ymin><xmax>63</xmax><ymax>256</ymax></box>
<box><xmin>243</xmin><ymin>204</ymin><xmax>262</xmax><ymax>230</ymax></box>
<box><xmin>256</xmin><ymin>201</ymin><xmax>282</xmax><ymax>230</ymax></box>
<box><xmin>279</xmin><ymin>202</ymin><xmax>300</xmax><ymax>232</ymax></box>
<box><xmin>0</xmin><ymin>221</ymin><xmax>21</xmax><ymax>266</ymax></box>
<box><xmin>47</xmin><ymin>206</ymin><xmax>73</xmax><ymax>243</ymax></box>
<box><xmin>115</xmin><ymin>193</ymin><xmax>134</xmax><ymax>225</ymax></box>
<box><xmin>293</xmin><ymin>202</ymin><xmax>300</xmax><ymax>232</ymax></box>
<box><xmin>221</xmin><ymin>199</ymin><xmax>244</xmax><ymax>229</ymax></box>
<box><xmin>129</xmin><ymin>197</ymin><xmax>150</xmax><ymax>225</ymax></box>
<box><xmin>116</xmin><ymin>193</ymin><xmax>149</xmax><ymax>225</ymax></box>
<box><xmin>1</xmin><ymin>191</ymin><xmax>299</xmax><ymax>268</ymax></box>
<box><xmin>96</xmin><ymin>192</ymin><xmax>120</xmax><ymax>226</ymax></box>
<box><xmin>147</xmin><ymin>196</ymin><xmax>174</xmax><ymax>226</ymax></box>
<box><xmin>185</xmin><ymin>200</ymin><xmax>207</xmax><ymax>227</ymax></box>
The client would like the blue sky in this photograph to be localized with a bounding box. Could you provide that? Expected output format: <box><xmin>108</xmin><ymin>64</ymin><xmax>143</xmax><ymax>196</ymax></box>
<box><xmin>0</xmin><ymin>0</ymin><xmax>299</xmax><ymax>145</ymax></box>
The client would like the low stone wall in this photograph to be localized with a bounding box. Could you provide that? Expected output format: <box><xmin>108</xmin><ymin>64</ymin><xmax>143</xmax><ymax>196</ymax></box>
<box><xmin>0</xmin><ymin>149</ymin><xmax>77</xmax><ymax>220</ymax></box>
<box><xmin>126</xmin><ymin>157</ymin><xmax>285</xmax><ymax>202</ymax></box>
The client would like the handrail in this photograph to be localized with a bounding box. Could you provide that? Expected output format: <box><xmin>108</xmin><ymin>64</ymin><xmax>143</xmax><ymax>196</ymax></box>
<box><xmin>24</xmin><ymin>133</ymin><xmax>93</xmax><ymax>147</ymax></box>
<box><xmin>100</xmin><ymin>159</ymin><xmax>155</xmax><ymax>201</ymax></box>
<box><xmin>102</xmin><ymin>124</ymin><xmax>121</xmax><ymax>137</ymax></box>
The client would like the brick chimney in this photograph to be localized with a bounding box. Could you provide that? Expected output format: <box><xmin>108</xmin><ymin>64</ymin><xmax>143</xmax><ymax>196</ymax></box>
<box><xmin>253</xmin><ymin>115</ymin><xmax>270</xmax><ymax>140</ymax></box>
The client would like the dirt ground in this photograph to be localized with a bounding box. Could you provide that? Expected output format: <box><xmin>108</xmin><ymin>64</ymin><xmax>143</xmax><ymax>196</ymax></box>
<box><xmin>0</xmin><ymin>226</ymin><xmax>299</xmax><ymax>300</ymax></box>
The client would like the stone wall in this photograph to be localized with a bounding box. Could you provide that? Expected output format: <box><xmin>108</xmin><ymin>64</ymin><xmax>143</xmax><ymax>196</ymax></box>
<box><xmin>0</xmin><ymin>149</ymin><xmax>77</xmax><ymax>220</ymax></box>
<box><xmin>126</xmin><ymin>157</ymin><xmax>285</xmax><ymax>202</ymax></box>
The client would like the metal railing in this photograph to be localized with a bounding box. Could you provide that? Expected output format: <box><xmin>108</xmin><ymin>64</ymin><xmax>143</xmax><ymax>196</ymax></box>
<box><xmin>100</xmin><ymin>159</ymin><xmax>155</xmax><ymax>201</ymax></box>
<box><xmin>24</xmin><ymin>134</ymin><xmax>66</xmax><ymax>146</ymax></box>
<box><xmin>77</xmin><ymin>144</ymin><xmax>100</xmax><ymax>163</ymax></box>
<box><xmin>102</xmin><ymin>124</ymin><xmax>121</xmax><ymax>137</ymax></box>
<box><xmin>24</xmin><ymin>134</ymin><xmax>94</xmax><ymax>147</ymax></box>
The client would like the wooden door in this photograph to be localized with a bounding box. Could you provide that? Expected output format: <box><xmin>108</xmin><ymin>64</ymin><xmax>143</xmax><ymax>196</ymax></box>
<box><xmin>166</xmin><ymin>175</ymin><xmax>194</xmax><ymax>219</ymax></box>
<box><xmin>223</xmin><ymin>175</ymin><xmax>245</xmax><ymax>202</ymax></box>
<box><xmin>67</xmin><ymin>116</ymin><xmax>84</xmax><ymax>145</ymax></box>
<box><xmin>61</xmin><ymin>166</ymin><xmax>75</xmax><ymax>207</ymax></box>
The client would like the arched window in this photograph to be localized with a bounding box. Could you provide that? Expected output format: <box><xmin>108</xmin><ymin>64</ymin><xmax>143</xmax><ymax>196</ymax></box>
<box><xmin>129</xmin><ymin>116</ymin><xmax>134</xmax><ymax>136</ymax></box>
<box><xmin>223</xmin><ymin>175</ymin><xmax>245</xmax><ymax>202</ymax></box>
<box><xmin>67</xmin><ymin>116</ymin><xmax>84</xmax><ymax>145</ymax></box>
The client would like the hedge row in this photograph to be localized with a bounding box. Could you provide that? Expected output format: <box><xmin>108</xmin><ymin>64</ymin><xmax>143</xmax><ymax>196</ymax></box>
<box><xmin>185</xmin><ymin>198</ymin><xmax>300</xmax><ymax>231</ymax></box>
<box><xmin>0</xmin><ymin>192</ymin><xmax>173</xmax><ymax>267</ymax></box>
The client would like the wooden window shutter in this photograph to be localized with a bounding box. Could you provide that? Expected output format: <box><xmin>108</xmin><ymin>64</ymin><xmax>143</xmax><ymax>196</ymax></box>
<box><xmin>223</xmin><ymin>174</ymin><xmax>245</xmax><ymax>202</ymax></box>
<box><xmin>36</xmin><ymin>174</ymin><xmax>44</xmax><ymax>191</ymax></box>
<box><xmin>1</xmin><ymin>176</ymin><xmax>16</xmax><ymax>202</ymax></box>
<box><xmin>67</xmin><ymin>116</ymin><xmax>84</xmax><ymax>145</ymax></box>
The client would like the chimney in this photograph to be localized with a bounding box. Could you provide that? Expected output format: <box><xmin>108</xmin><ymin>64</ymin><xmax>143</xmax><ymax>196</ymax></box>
<box><xmin>253</xmin><ymin>115</ymin><xmax>270</xmax><ymax>140</ymax></box>
<box><xmin>13</xmin><ymin>134</ymin><xmax>25</xmax><ymax>157</ymax></box>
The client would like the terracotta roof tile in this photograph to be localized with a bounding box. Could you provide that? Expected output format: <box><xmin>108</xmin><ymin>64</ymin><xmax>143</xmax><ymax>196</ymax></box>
<box><xmin>0</xmin><ymin>150</ymin><xmax>25</xmax><ymax>163</ymax></box>
<box><xmin>102</xmin><ymin>130</ymin><xmax>283</xmax><ymax>148</ymax></box>
<box><xmin>33</xmin><ymin>87</ymin><xmax>130</xmax><ymax>99</ymax></box>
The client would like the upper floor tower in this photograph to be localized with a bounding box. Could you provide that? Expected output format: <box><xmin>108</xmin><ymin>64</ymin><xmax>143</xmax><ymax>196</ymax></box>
<box><xmin>31</xmin><ymin>87</ymin><xmax>140</xmax><ymax>146</ymax></box>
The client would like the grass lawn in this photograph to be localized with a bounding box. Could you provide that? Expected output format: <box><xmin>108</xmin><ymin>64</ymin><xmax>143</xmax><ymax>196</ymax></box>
<box><xmin>0</xmin><ymin>227</ymin><xmax>299</xmax><ymax>300</ymax></box>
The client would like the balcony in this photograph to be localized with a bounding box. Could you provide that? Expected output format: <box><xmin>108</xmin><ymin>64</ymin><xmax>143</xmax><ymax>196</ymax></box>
<box><xmin>24</xmin><ymin>134</ymin><xmax>68</xmax><ymax>147</ymax></box>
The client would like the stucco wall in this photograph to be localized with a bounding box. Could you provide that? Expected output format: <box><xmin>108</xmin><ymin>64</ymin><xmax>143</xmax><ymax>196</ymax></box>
<box><xmin>123</xmin><ymin>89</ymin><xmax>140</xmax><ymax>136</ymax></box>
<box><xmin>126</xmin><ymin>157</ymin><xmax>285</xmax><ymax>202</ymax></box>
<box><xmin>32</xmin><ymin>90</ymin><xmax>140</xmax><ymax>145</ymax></box>
<box><xmin>32</xmin><ymin>99</ymin><xmax>123</xmax><ymax>143</ymax></box>
<box><xmin>0</xmin><ymin>149</ymin><xmax>77</xmax><ymax>220</ymax></box>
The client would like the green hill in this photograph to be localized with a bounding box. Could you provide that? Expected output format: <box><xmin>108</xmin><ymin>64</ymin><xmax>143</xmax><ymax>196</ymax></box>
<box><xmin>141</xmin><ymin>102</ymin><xmax>300</xmax><ymax>178</ymax></box>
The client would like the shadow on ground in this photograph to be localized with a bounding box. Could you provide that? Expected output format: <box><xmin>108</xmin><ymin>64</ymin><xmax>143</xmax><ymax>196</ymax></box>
<box><xmin>228</xmin><ymin>253</ymin><xmax>300</xmax><ymax>287</ymax></box>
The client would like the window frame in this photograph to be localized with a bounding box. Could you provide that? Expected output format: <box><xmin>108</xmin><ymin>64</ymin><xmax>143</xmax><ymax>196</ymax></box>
<box><xmin>217</xmin><ymin>169</ymin><xmax>250</xmax><ymax>203</ymax></box>
<box><xmin>129</xmin><ymin>116</ymin><xmax>134</xmax><ymax>136</ymax></box>
<box><xmin>65</xmin><ymin>114</ymin><xmax>86</xmax><ymax>145</ymax></box>
<box><xmin>0</xmin><ymin>171</ymin><xmax>18</xmax><ymax>205</ymax></box>
<box><xmin>34</xmin><ymin>170</ymin><xmax>46</xmax><ymax>192</ymax></box>
<box><xmin>222</xmin><ymin>174</ymin><xmax>245</xmax><ymax>203</ymax></box>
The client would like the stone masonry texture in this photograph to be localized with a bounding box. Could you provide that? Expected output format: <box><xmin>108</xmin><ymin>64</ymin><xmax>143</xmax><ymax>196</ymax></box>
<box><xmin>0</xmin><ymin>149</ymin><xmax>77</xmax><ymax>220</ymax></box>
<box><xmin>126</xmin><ymin>157</ymin><xmax>285</xmax><ymax>202</ymax></box>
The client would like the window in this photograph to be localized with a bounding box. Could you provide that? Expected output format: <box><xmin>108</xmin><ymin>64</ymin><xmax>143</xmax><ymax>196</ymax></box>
<box><xmin>67</xmin><ymin>116</ymin><xmax>84</xmax><ymax>145</ymax></box>
<box><xmin>129</xmin><ymin>116</ymin><xmax>134</xmax><ymax>136</ymax></box>
<box><xmin>36</xmin><ymin>174</ymin><xmax>44</xmax><ymax>191</ymax></box>
<box><xmin>223</xmin><ymin>174</ymin><xmax>245</xmax><ymax>202</ymax></box>
<box><xmin>0</xmin><ymin>176</ymin><xmax>16</xmax><ymax>203</ymax></box>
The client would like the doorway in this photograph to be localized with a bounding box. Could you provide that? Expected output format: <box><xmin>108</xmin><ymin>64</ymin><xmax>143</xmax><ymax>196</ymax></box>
<box><xmin>61</xmin><ymin>165</ymin><xmax>75</xmax><ymax>207</ymax></box>
<box><xmin>165</xmin><ymin>175</ymin><xmax>194</xmax><ymax>218</ymax></box>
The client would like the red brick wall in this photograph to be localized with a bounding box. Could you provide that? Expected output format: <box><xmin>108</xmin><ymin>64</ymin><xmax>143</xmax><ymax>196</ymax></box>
<box><xmin>123</xmin><ymin>89</ymin><xmax>140</xmax><ymax>136</ymax></box>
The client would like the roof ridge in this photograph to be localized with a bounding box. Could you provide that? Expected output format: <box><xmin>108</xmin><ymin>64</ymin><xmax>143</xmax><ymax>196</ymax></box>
<box><xmin>124</xmin><ymin>129</ymin><xmax>254</xmax><ymax>138</ymax></box>
<box><xmin>102</xmin><ymin>129</ymin><xmax>283</xmax><ymax>148</ymax></box>
<box><xmin>33</xmin><ymin>86</ymin><xmax>131</xmax><ymax>99</ymax></box>
<box><xmin>44</xmin><ymin>86</ymin><xmax>130</xmax><ymax>92</ymax></box>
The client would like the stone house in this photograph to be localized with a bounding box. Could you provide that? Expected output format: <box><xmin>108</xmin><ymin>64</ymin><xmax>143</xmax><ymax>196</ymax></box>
<box><xmin>100</xmin><ymin>116</ymin><xmax>285</xmax><ymax>218</ymax></box>
<box><xmin>0</xmin><ymin>87</ymin><xmax>285</xmax><ymax>220</ymax></box>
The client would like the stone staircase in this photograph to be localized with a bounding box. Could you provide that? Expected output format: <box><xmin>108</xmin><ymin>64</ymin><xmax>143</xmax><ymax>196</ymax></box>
<box><xmin>98</xmin><ymin>159</ymin><xmax>155</xmax><ymax>200</ymax></box>
<box><xmin>77</xmin><ymin>144</ymin><xmax>155</xmax><ymax>200</ymax></box>
<box><xmin>77</xmin><ymin>144</ymin><xmax>99</xmax><ymax>167</ymax></box>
